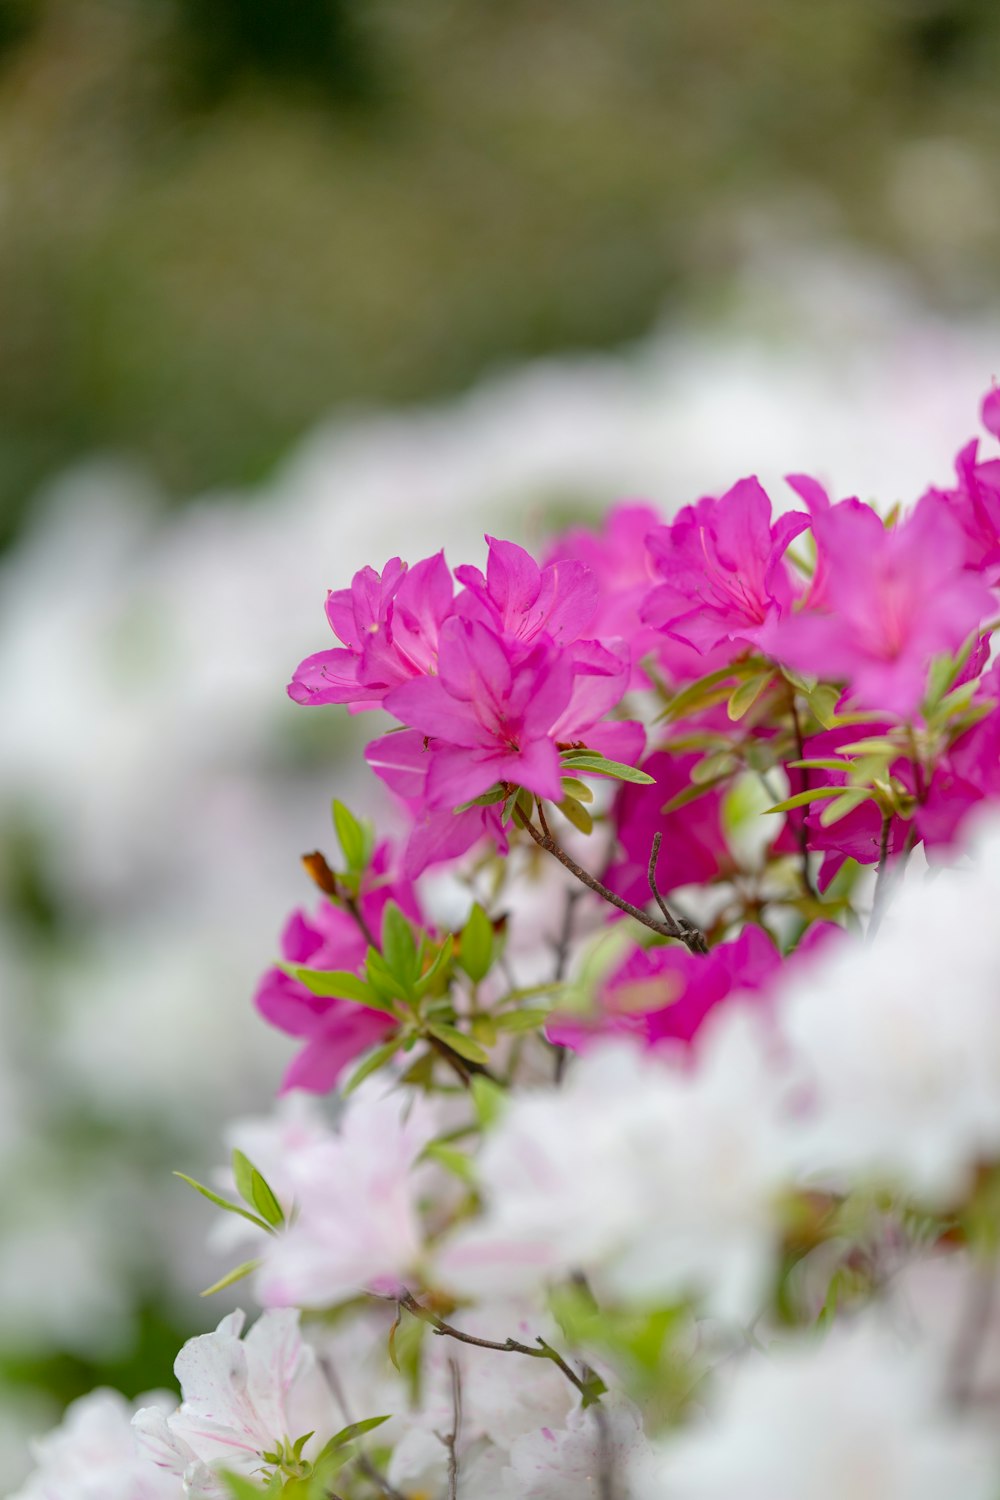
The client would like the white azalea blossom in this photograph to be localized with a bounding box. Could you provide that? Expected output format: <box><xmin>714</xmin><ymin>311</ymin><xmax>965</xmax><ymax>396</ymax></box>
<box><xmin>132</xmin><ymin>1308</ymin><xmax>336</xmax><ymax>1497</ymax></box>
<box><xmin>440</xmin><ymin>1010</ymin><xmax>789</xmax><ymax>1319</ymax></box>
<box><xmin>781</xmin><ymin>818</ymin><xmax>1000</xmax><ymax>1204</ymax></box>
<box><xmin>643</xmin><ymin>1321</ymin><xmax>997</xmax><ymax>1500</ymax></box>
<box><xmin>12</xmin><ymin>1388</ymin><xmax>180</xmax><ymax>1500</ymax></box>
<box><xmin>254</xmin><ymin>1083</ymin><xmax>438</xmax><ymax>1309</ymax></box>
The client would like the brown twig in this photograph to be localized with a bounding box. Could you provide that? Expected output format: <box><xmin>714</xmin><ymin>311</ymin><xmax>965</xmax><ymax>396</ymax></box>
<box><xmin>394</xmin><ymin>1291</ymin><xmax>594</xmax><ymax>1401</ymax></box>
<box><xmin>435</xmin><ymin>1357</ymin><xmax>463</xmax><ymax>1500</ymax></box>
<box><xmin>789</xmin><ymin>694</ymin><xmax>818</xmax><ymax>901</ymax></box>
<box><xmin>591</xmin><ymin>1398</ymin><xmax>617</xmax><ymax>1500</ymax></box>
<box><xmin>519</xmin><ymin>807</ymin><xmax>707</xmax><ymax>956</ymax></box>
<box><xmin>868</xmin><ymin>810</ymin><xmax>894</xmax><ymax>941</ymax></box>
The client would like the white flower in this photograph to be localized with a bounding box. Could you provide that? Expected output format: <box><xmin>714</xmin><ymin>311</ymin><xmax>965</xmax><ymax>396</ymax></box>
<box><xmin>781</xmin><ymin>817</ymin><xmax>1000</xmax><ymax>1204</ymax></box>
<box><xmin>502</xmin><ymin>1395</ymin><xmax>651</xmax><ymax>1500</ymax></box>
<box><xmin>387</xmin><ymin>1301</ymin><xmax>573</xmax><ymax>1495</ymax></box>
<box><xmin>439</xmin><ymin>1011</ymin><xmax>788</xmax><ymax>1320</ymax></box>
<box><xmin>132</xmin><ymin>1308</ymin><xmax>336</xmax><ymax>1498</ymax></box>
<box><xmin>643</xmin><ymin>1320</ymin><xmax>997</xmax><ymax>1500</ymax></box>
<box><xmin>12</xmin><ymin>1388</ymin><xmax>180</xmax><ymax>1500</ymax></box>
<box><xmin>254</xmin><ymin>1082</ymin><xmax>437</xmax><ymax>1309</ymax></box>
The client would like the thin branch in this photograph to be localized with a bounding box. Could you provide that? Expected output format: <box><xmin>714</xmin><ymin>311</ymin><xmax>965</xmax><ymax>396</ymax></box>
<box><xmin>435</xmin><ymin>1357</ymin><xmax>463</xmax><ymax>1500</ymax></box>
<box><xmin>550</xmin><ymin>886</ymin><xmax>583</xmax><ymax>1082</ymax></box>
<box><xmin>394</xmin><ymin>1291</ymin><xmax>593</xmax><ymax>1400</ymax></box>
<box><xmin>343</xmin><ymin>893</ymin><xmax>380</xmax><ymax>952</ymax></box>
<box><xmin>648</xmin><ymin>833</ymin><xmax>709</xmax><ymax>955</ymax></box>
<box><xmin>788</xmin><ymin>695</ymin><xmax>818</xmax><ymax>901</ymax></box>
<box><xmin>867</xmin><ymin>810</ymin><xmax>894</xmax><ymax>941</ymax></box>
<box><xmin>591</xmin><ymin>1399</ymin><xmax>616</xmax><ymax>1500</ymax></box>
<box><xmin>319</xmin><ymin>1354</ymin><xmax>409</xmax><ymax>1500</ymax></box>
<box><xmin>519</xmin><ymin>808</ymin><xmax>707</xmax><ymax>956</ymax></box>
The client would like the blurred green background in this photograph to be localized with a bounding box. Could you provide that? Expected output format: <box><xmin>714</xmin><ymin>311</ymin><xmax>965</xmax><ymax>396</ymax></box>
<box><xmin>1</xmin><ymin>0</ymin><xmax>999</xmax><ymax>546</ymax></box>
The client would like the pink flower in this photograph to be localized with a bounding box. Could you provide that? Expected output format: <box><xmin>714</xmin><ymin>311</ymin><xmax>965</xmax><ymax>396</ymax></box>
<box><xmin>288</xmin><ymin>551</ymin><xmax>454</xmax><ymax>708</ymax></box>
<box><xmin>917</xmin><ymin>663</ymin><xmax>1000</xmax><ymax>850</ymax></box>
<box><xmin>547</xmin><ymin>927</ymin><xmax>783</xmax><ymax>1053</ymax></box>
<box><xmin>641</xmin><ymin>477</ymin><xmax>809</xmax><ymax>655</ymax></box>
<box><xmin>255</xmin><ymin>849</ymin><xmax>419</xmax><ymax>1093</ymax></box>
<box><xmin>385</xmin><ymin>618</ymin><xmax>575</xmax><ymax>806</ymax></box>
<box><xmin>364</xmin><ymin>728</ymin><xmax>508</xmax><ymax>876</ymax></box>
<box><xmin>454</xmin><ymin>535</ymin><xmax>598</xmax><ymax>646</ymax></box>
<box><xmin>761</xmin><ymin>498</ymin><xmax>994</xmax><ymax>720</ymax></box>
<box><xmin>605</xmin><ymin>750</ymin><xmax>731</xmax><ymax>904</ymax></box>
<box><xmin>920</xmin><ymin>397</ymin><xmax>1000</xmax><ymax>581</ymax></box>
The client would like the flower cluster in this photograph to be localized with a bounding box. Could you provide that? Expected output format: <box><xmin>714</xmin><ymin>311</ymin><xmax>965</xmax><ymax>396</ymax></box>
<box><xmin>17</xmin><ymin>390</ymin><xmax>1000</xmax><ymax>1499</ymax></box>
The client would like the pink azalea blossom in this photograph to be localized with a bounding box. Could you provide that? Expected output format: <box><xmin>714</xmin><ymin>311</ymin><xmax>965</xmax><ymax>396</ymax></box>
<box><xmin>365</xmin><ymin>727</ymin><xmax>509</xmax><ymax>876</ymax></box>
<box><xmin>454</xmin><ymin>535</ymin><xmax>598</xmax><ymax>646</ymax></box>
<box><xmin>641</xmin><ymin>477</ymin><xmax>809</xmax><ymax>655</ymax></box>
<box><xmin>761</xmin><ymin>498</ymin><xmax>993</xmax><ymax>720</ymax></box>
<box><xmin>255</xmin><ymin>847</ymin><xmax>419</xmax><ymax>1093</ymax></box>
<box><xmin>919</xmin><ymin>391</ymin><xmax>1000</xmax><ymax>581</ymax></box>
<box><xmin>917</xmin><ymin>663</ymin><xmax>1000</xmax><ymax>850</ymax></box>
<box><xmin>385</xmin><ymin>618</ymin><xmax>575</xmax><ymax>806</ymax></box>
<box><xmin>547</xmin><ymin>926</ymin><xmax>782</xmax><ymax>1052</ymax></box>
<box><xmin>605</xmin><ymin>749</ymin><xmax>732</xmax><ymax>905</ymax></box>
<box><xmin>288</xmin><ymin>551</ymin><xmax>454</xmax><ymax>708</ymax></box>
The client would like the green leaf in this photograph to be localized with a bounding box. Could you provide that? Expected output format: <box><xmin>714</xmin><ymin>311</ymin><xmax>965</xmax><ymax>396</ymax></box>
<box><xmin>785</xmin><ymin>758</ymin><xmax>855</xmax><ymax>773</ymax></box>
<box><xmin>801</xmin><ymin>682</ymin><xmax>841</xmax><ymax>730</ymax></box>
<box><xmin>690</xmin><ymin>749</ymin><xmax>737</xmax><ymax>785</ymax></box>
<box><xmin>458</xmin><ymin>902</ymin><xmax>494</xmax><ymax>984</ymax></box>
<box><xmin>558</xmin><ymin>794</ymin><xmax>594</xmax><ymax>834</ymax></box>
<box><xmin>455</xmin><ymin>783</ymin><xmax>507</xmax><ymax>812</ymax></box>
<box><xmin>660</xmin><ymin>777</ymin><xmax>731</xmax><ymax>815</ymax></box>
<box><xmin>313</xmin><ymin>1415</ymin><xmax>392</xmax><ymax>1467</ymax></box>
<box><xmin>414</xmin><ymin>933</ymin><xmax>455</xmax><ymax>998</ymax></box>
<box><xmin>365</xmin><ymin>947</ymin><xmax>412</xmax><ymax>1004</ymax></box>
<box><xmin>173</xmin><ymin>1174</ymin><xmax>274</xmax><ymax>1234</ymax></box>
<box><xmin>559</xmin><ymin>752</ymin><xmax>654</xmax><ymax>784</ymax></box>
<box><xmin>471</xmin><ymin>1073</ymin><xmax>506</xmax><ymax>1129</ymax></box>
<box><xmin>342</xmin><ymin>1037</ymin><xmax>401</xmax><ymax>1093</ymax></box>
<box><xmin>493</xmin><ymin>1007</ymin><xmax>549</xmax><ymax>1033</ymax></box>
<box><xmin>200</xmin><ymin>1259</ymin><xmax>262</xmax><ymax>1297</ymax></box>
<box><xmin>560</xmin><ymin>775</ymin><xmax>594</xmax><ymax>803</ymax></box>
<box><xmin>422</xmin><ymin>1141</ymin><xmax>478</xmax><ymax>1186</ymax></box>
<box><xmin>817</xmin><ymin>787</ymin><xmax>875</xmax><ymax>826</ymax></box>
<box><xmin>382</xmin><ymin>901</ymin><xmax>420</xmax><ymax>988</ymax></box>
<box><xmin>833</xmin><ymin>737</ymin><xmax>901</xmax><ymax>759</ymax></box>
<box><xmin>221</xmin><ymin>1473</ymin><xmax>278</xmax><ymax>1499</ymax></box>
<box><xmin>658</xmin><ymin>659</ymin><xmax>763</xmax><ymax>723</ymax></box>
<box><xmin>231</xmin><ymin>1149</ymin><xmax>283</xmax><ymax>1226</ymax></box>
<box><xmin>332</xmin><ymin>800</ymin><xmax>372</xmax><ymax>873</ymax></box>
<box><xmin>292</xmin><ymin>967</ymin><xmax>392</xmax><ymax>1010</ymax></box>
<box><xmin>764</xmin><ymin>785</ymin><xmax>855</xmax><ymax>815</ymax></box>
<box><xmin>727</xmin><ymin>671</ymin><xmax>774</xmax><ymax>721</ymax></box>
<box><xmin>427</xmin><ymin>1023</ymin><xmax>489</xmax><ymax>1064</ymax></box>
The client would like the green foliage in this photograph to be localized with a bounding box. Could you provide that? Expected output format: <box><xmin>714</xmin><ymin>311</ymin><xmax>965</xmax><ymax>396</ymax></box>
<box><xmin>558</xmin><ymin>750</ymin><xmax>654</xmax><ymax>784</ymax></box>
<box><xmin>458</xmin><ymin>903</ymin><xmax>494</xmax><ymax>984</ymax></box>
<box><xmin>331</xmin><ymin>799</ymin><xmax>374</xmax><ymax>877</ymax></box>
<box><xmin>173</xmin><ymin>1173</ymin><xmax>276</xmax><ymax>1236</ymax></box>
<box><xmin>231</xmin><ymin>1150</ymin><xmax>285</xmax><ymax>1228</ymax></box>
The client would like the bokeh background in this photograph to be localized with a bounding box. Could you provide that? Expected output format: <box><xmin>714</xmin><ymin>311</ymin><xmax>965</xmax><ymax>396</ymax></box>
<box><xmin>2</xmin><ymin>0</ymin><xmax>1000</xmax><ymax>1487</ymax></box>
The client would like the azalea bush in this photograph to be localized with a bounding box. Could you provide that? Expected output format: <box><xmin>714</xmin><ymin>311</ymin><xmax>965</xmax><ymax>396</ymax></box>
<box><xmin>16</xmin><ymin>390</ymin><xmax>1000</xmax><ymax>1499</ymax></box>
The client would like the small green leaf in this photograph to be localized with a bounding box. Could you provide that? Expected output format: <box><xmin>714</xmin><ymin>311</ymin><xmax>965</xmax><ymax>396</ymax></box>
<box><xmin>817</xmin><ymin>787</ymin><xmax>875</xmax><ymax>826</ymax></box>
<box><xmin>559</xmin><ymin>752</ymin><xmax>655</xmax><ymax>784</ymax></box>
<box><xmin>221</xmin><ymin>1473</ymin><xmax>277</xmax><ymax>1499</ymax></box>
<box><xmin>456</xmin><ymin>782</ymin><xmax>507</xmax><ymax>811</ymax></box>
<box><xmin>833</xmin><ymin>737</ymin><xmax>901</xmax><ymax>758</ymax></box>
<box><xmin>332</xmin><ymin>800</ymin><xmax>371</xmax><ymax>873</ymax></box>
<box><xmin>366</xmin><ymin>947</ymin><xmax>412</xmax><ymax>1003</ymax></box>
<box><xmin>493</xmin><ymin>1007</ymin><xmax>549</xmax><ymax>1033</ymax></box>
<box><xmin>343</xmin><ymin>1037</ymin><xmax>401</xmax><ymax>1093</ymax></box>
<box><xmin>660</xmin><ymin>777</ymin><xmax>731</xmax><ymax>815</ymax></box>
<box><xmin>292</xmin><ymin>968</ymin><xmax>391</xmax><ymax>1009</ymax></box>
<box><xmin>658</xmin><ymin>659</ymin><xmax>763</xmax><ymax>722</ymax></box>
<box><xmin>785</xmin><ymin>758</ymin><xmax>856</xmax><ymax>773</ymax></box>
<box><xmin>423</xmin><ymin>1141</ymin><xmax>478</xmax><ymax>1186</ymax></box>
<box><xmin>382</xmin><ymin>902</ymin><xmax>420</xmax><ymax>987</ymax></box>
<box><xmin>313</xmin><ymin>1415</ymin><xmax>392</xmax><ymax>1466</ymax></box>
<box><xmin>471</xmin><ymin>1073</ymin><xmax>506</xmax><ymax>1129</ymax></box>
<box><xmin>249</xmin><ymin>1168</ymin><xmax>284</xmax><ymax>1228</ymax></box>
<box><xmin>428</xmin><ymin>1023</ymin><xmax>489</xmax><ymax>1064</ymax></box>
<box><xmin>560</xmin><ymin>776</ymin><xmax>594</xmax><ymax>803</ymax></box>
<box><xmin>414</xmin><ymin>933</ymin><xmax>455</xmax><ymax>998</ymax></box>
<box><xmin>458</xmin><ymin>903</ymin><xmax>494</xmax><ymax>984</ymax></box>
<box><xmin>470</xmin><ymin>1013</ymin><xmax>498</xmax><ymax>1047</ymax></box>
<box><xmin>764</xmin><ymin>786</ymin><xmax>855</xmax><ymax>815</ymax></box>
<box><xmin>558</xmin><ymin>794</ymin><xmax>594</xmax><ymax>834</ymax></box>
<box><xmin>802</xmin><ymin>682</ymin><xmax>841</xmax><ymax>729</ymax></box>
<box><xmin>173</xmin><ymin>1174</ymin><xmax>273</xmax><ymax>1234</ymax></box>
<box><xmin>727</xmin><ymin>671</ymin><xmax>774</xmax><ymax>721</ymax></box>
<box><xmin>690</xmin><ymin>749</ymin><xmax>737</xmax><ymax>785</ymax></box>
<box><xmin>200</xmin><ymin>1259</ymin><xmax>262</xmax><ymax>1297</ymax></box>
